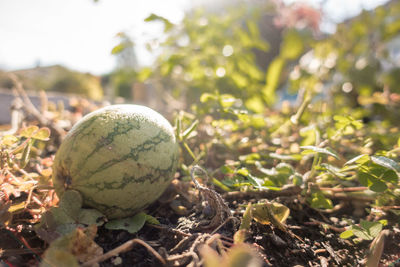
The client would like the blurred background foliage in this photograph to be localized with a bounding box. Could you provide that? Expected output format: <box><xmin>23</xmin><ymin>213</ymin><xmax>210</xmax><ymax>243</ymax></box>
<box><xmin>123</xmin><ymin>0</ymin><xmax>400</xmax><ymax>127</ymax></box>
<box><xmin>1</xmin><ymin>0</ymin><xmax>400</xmax><ymax>127</ymax></box>
<box><xmin>0</xmin><ymin>65</ymin><xmax>103</xmax><ymax>100</ymax></box>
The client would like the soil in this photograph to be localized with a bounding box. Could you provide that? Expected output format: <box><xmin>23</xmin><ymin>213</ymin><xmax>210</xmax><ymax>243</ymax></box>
<box><xmin>1</xmin><ymin>182</ymin><xmax>400</xmax><ymax>267</ymax></box>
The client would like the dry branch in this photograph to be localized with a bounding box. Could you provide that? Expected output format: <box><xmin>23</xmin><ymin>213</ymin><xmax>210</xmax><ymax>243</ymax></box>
<box><xmin>81</xmin><ymin>238</ymin><xmax>166</xmax><ymax>267</ymax></box>
<box><xmin>8</xmin><ymin>73</ymin><xmax>66</xmax><ymax>142</ymax></box>
<box><xmin>223</xmin><ymin>185</ymin><xmax>302</xmax><ymax>201</ymax></box>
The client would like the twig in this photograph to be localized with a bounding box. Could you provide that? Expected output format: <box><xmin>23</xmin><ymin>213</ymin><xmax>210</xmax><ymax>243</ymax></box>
<box><xmin>167</xmin><ymin>251</ymin><xmax>198</xmax><ymax>263</ymax></box>
<box><xmin>187</xmin><ymin>234</ymin><xmax>209</xmax><ymax>264</ymax></box>
<box><xmin>321</xmin><ymin>242</ymin><xmax>341</xmax><ymax>265</ymax></box>
<box><xmin>1</xmin><ymin>98</ymin><xmax>23</xmax><ymax>136</ymax></box>
<box><xmin>223</xmin><ymin>185</ymin><xmax>302</xmax><ymax>200</ymax></box>
<box><xmin>167</xmin><ymin>234</ymin><xmax>210</xmax><ymax>265</ymax></box>
<box><xmin>304</xmin><ymin>219</ymin><xmax>345</xmax><ymax>233</ymax></box>
<box><xmin>148</xmin><ymin>223</ymin><xmax>191</xmax><ymax>237</ymax></box>
<box><xmin>320</xmin><ymin>187</ymin><xmax>368</xmax><ymax>192</ymax></box>
<box><xmin>328</xmin><ymin>193</ymin><xmax>375</xmax><ymax>202</ymax></box>
<box><xmin>316</xmin><ymin>202</ymin><xmax>346</xmax><ymax>214</ymax></box>
<box><xmin>206</xmin><ymin>233</ymin><xmax>233</xmax><ymax>251</ymax></box>
<box><xmin>81</xmin><ymin>238</ymin><xmax>166</xmax><ymax>267</ymax></box>
<box><xmin>8</xmin><ymin>73</ymin><xmax>66</xmax><ymax>142</ymax></box>
<box><xmin>210</xmin><ymin>216</ymin><xmax>239</xmax><ymax>235</ymax></box>
<box><xmin>169</xmin><ymin>234</ymin><xmax>197</xmax><ymax>254</ymax></box>
<box><xmin>373</xmin><ymin>205</ymin><xmax>400</xmax><ymax>210</ymax></box>
<box><xmin>0</xmin><ymin>248</ymin><xmax>44</xmax><ymax>256</ymax></box>
<box><xmin>271</xmin><ymin>90</ymin><xmax>312</xmax><ymax>137</ymax></box>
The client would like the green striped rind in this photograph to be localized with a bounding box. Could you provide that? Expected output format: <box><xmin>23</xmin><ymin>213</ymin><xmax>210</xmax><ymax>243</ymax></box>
<box><xmin>52</xmin><ymin>105</ymin><xmax>179</xmax><ymax>219</ymax></box>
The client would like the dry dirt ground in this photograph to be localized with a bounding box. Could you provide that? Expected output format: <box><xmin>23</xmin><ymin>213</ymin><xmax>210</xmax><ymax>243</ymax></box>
<box><xmin>1</xmin><ymin>181</ymin><xmax>400</xmax><ymax>267</ymax></box>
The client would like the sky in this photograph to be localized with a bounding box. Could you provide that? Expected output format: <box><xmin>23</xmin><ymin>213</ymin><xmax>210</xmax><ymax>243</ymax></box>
<box><xmin>0</xmin><ymin>0</ymin><xmax>189</xmax><ymax>74</ymax></box>
<box><xmin>0</xmin><ymin>0</ymin><xmax>390</xmax><ymax>75</ymax></box>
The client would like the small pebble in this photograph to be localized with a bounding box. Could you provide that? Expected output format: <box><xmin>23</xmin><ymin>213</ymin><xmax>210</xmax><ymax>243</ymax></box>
<box><xmin>111</xmin><ymin>256</ymin><xmax>122</xmax><ymax>265</ymax></box>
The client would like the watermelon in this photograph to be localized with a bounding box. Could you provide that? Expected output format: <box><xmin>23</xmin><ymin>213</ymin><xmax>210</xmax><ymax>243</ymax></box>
<box><xmin>52</xmin><ymin>104</ymin><xmax>179</xmax><ymax>219</ymax></box>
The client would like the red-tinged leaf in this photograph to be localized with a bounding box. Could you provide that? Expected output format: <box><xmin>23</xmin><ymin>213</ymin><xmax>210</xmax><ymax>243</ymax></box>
<box><xmin>20</xmin><ymin>126</ymin><xmax>39</xmax><ymax>138</ymax></box>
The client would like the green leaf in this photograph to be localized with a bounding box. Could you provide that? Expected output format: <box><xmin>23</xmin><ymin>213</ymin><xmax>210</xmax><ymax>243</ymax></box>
<box><xmin>263</xmin><ymin>57</ymin><xmax>285</xmax><ymax>105</ymax></box>
<box><xmin>360</xmin><ymin>220</ymin><xmax>382</xmax><ymax>238</ymax></box>
<box><xmin>255</xmin><ymin>161</ymin><xmax>277</xmax><ymax>176</ymax></box>
<box><xmin>58</xmin><ymin>190</ymin><xmax>83</xmax><ymax>220</ymax></box>
<box><xmin>240</xmin><ymin>203</ymin><xmax>253</xmax><ymax>231</ymax></box>
<box><xmin>269</xmin><ymin>153</ymin><xmax>302</xmax><ymax>161</ymax></box>
<box><xmin>290</xmin><ymin>173</ymin><xmax>303</xmax><ymax>186</ymax></box>
<box><xmin>369</xmin><ymin>178</ymin><xmax>387</xmax><ymax>192</ymax></box>
<box><xmin>301</xmin><ymin>146</ymin><xmax>340</xmax><ymax>159</ymax></box>
<box><xmin>105</xmin><ymin>212</ymin><xmax>147</xmax><ymax>233</ymax></box>
<box><xmin>55</xmin><ymin>223</ymin><xmax>82</xmax><ymax>236</ymax></box>
<box><xmin>345</xmin><ymin>154</ymin><xmax>370</xmax><ymax>165</ymax></box>
<box><xmin>32</xmin><ymin>127</ymin><xmax>51</xmax><ymax>141</ymax></box>
<box><xmin>371</xmin><ymin>156</ymin><xmax>400</xmax><ymax>173</ymax></box>
<box><xmin>220</xmin><ymin>165</ymin><xmax>234</xmax><ymax>174</ymax></box>
<box><xmin>247</xmin><ymin>20</ymin><xmax>260</xmax><ymax>39</ymax></box>
<box><xmin>200</xmin><ymin>93</ymin><xmax>216</xmax><ymax>103</ymax></box>
<box><xmin>351</xmin><ymin>225</ymin><xmax>373</xmax><ymax>240</ymax></box>
<box><xmin>379</xmin><ymin>219</ymin><xmax>388</xmax><ymax>226</ymax></box>
<box><xmin>182</xmin><ymin>120</ymin><xmax>199</xmax><ymax>139</ymax></box>
<box><xmin>300</xmin><ymin>125</ymin><xmax>317</xmax><ymax>146</ymax></box>
<box><xmin>111</xmin><ymin>43</ymin><xmax>126</xmax><ymax>55</ymax></box>
<box><xmin>233</xmin><ymin>229</ymin><xmax>248</xmax><ymax>245</ymax></box>
<box><xmin>77</xmin><ymin>209</ymin><xmax>105</xmax><ymax>226</ymax></box>
<box><xmin>224</xmin><ymin>244</ymin><xmax>262</xmax><ymax>267</ymax></box>
<box><xmin>144</xmin><ymin>13</ymin><xmax>174</xmax><ymax>32</ymax></box>
<box><xmin>41</xmin><ymin>249</ymin><xmax>79</xmax><ymax>267</ymax></box>
<box><xmin>351</xmin><ymin>120</ymin><xmax>363</xmax><ymax>130</ymax></box>
<box><xmin>382</xmin><ymin>170</ymin><xmax>398</xmax><ymax>184</ymax></box>
<box><xmin>280</xmin><ymin>30</ymin><xmax>304</xmax><ymax>60</ymax></box>
<box><xmin>275</xmin><ymin>163</ymin><xmax>294</xmax><ymax>175</ymax></box>
<box><xmin>236</xmin><ymin>168</ymin><xmax>250</xmax><ymax>177</ymax></box>
<box><xmin>19</xmin><ymin>141</ymin><xmax>32</xmax><ymax>168</ymax></box>
<box><xmin>144</xmin><ymin>214</ymin><xmax>160</xmax><ymax>225</ymax></box>
<box><xmin>219</xmin><ymin>94</ymin><xmax>237</xmax><ymax>108</ymax></box>
<box><xmin>51</xmin><ymin>208</ymin><xmax>76</xmax><ymax>225</ymax></box>
<box><xmin>358</xmin><ymin>172</ymin><xmax>372</xmax><ymax>187</ymax></box>
<box><xmin>41</xmin><ymin>227</ymin><xmax>102</xmax><ymax>267</ymax></box>
<box><xmin>1</xmin><ymin>135</ymin><xmax>19</xmax><ymax>146</ymax></box>
<box><xmin>340</xmin><ymin>229</ymin><xmax>354</xmax><ymax>239</ymax></box>
<box><xmin>269</xmin><ymin>203</ymin><xmax>290</xmax><ymax>224</ymax></box>
<box><xmin>247</xmin><ymin>174</ymin><xmax>266</xmax><ymax>190</ymax></box>
<box><xmin>20</xmin><ymin>126</ymin><xmax>39</xmax><ymax>138</ymax></box>
<box><xmin>320</xmin><ymin>163</ymin><xmax>346</xmax><ymax>178</ymax></box>
<box><xmin>244</xmin><ymin>97</ymin><xmax>265</xmax><ymax>113</ymax></box>
<box><xmin>252</xmin><ymin>202</ymin><xmax>290</xmax><ymax>226</ymax></box>
<box><xmin>310</xmin><ymin>191</ymin><xmax>333</xmax><ymax>209</ymax></box>
<box><xmin>137</xmin><ymin>67</ymin><xmax>153</xmax><ymax>82</ymax></box>
<box><xmin>333</xmin><ymin>115</ymin><xmax>351</xmax><ymax>123</ymax></box>
<box><xmin>212</xmin><ymin>178</ymin><xmax>232</xmax><ymax>192</ymax></box>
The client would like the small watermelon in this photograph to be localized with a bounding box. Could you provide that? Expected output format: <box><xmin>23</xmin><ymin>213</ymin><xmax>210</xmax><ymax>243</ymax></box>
<box><xmin>52</xmin><ymin>104</ymin><xmax>179</xmax><ymax>219</ymax></box>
